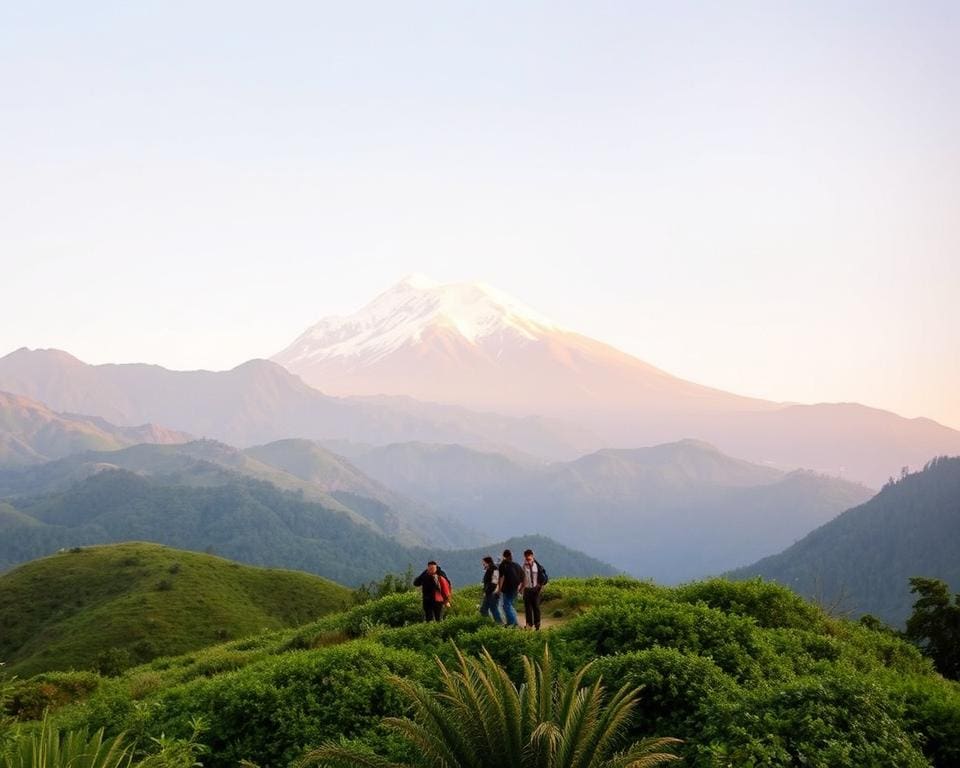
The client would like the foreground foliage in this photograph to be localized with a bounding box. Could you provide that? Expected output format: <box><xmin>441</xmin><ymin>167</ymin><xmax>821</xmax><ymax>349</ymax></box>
<box><xmin>906</xmin><ymin>577</ymin><xmax>960</xmax><ymax>681</ymax></box>
<box><xmin>6</xmin><ymin>577</ymin><xmax>960</xmax><ymax>767</ymax></box>
<box><xmin>304</xmin><ymin>647</ymin><xmax>680</xmax><ymax>768</ymax></box>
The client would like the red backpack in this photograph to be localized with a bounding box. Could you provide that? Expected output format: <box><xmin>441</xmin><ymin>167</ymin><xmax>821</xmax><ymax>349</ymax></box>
<box><xmin>435</xmin><ymin>574</ymin><xmax>452</xmax><ymax>603</ymax></box>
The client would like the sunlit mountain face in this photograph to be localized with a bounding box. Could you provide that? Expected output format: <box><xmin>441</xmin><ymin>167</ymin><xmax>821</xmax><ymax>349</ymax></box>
<box><xmin>273</xmin><ymin>277</ymin><xmax>960</xmax><ymax>487</ymax></box>
<box><xmin>273</xmin><ymin>275</ymin><xmax>772</xmax><ymax>418</ymax></box>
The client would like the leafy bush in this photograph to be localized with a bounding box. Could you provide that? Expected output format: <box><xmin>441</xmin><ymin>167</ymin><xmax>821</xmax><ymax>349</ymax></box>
<box><xmin>7</xmin><ymin>673</ymin><xmax>102</xmax><ymax>720</ymax></box>
<box><xmin>675</xmin><ymin>578</ymin><xmax>825</xmax><ymax>631</ymax></box>
<box><xmin>885</xmin><ymin>672</ymin><xmax>960</xmax><ymax>767</ymax></box>
<box><xmin>138</xmin><ymin>642</ymin><xmax>430</xmax><ymax>768</ymax></box>
<box><xmin>589</xmin><ymin>648</ymin><xmax>739</xmax><ymax>738</ymax></box>
<box><xmin>560</xmin><ymin>599</ymin><xmax>767</xmax><ymax>681</ymax></box>
<box><xmin>694</xmin><ymin>668</ymin><xmax>929</xmax><ymax>767</ymax></box>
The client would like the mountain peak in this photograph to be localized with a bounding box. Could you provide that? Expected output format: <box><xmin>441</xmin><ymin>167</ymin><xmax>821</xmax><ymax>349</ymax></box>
<box><xmin>273</xmin><ymin>276</ymin><xmax>558</xmax><ymax>368</ymax></box>
<box><xmin>397</xmin><ymin>273</ymin><xmax>441</xmax><ymax>290</ymax></box>
<box><xmin>2</xmin><ymin>347</ymin><xmax>86</xmax><ymax>366</ymax></box>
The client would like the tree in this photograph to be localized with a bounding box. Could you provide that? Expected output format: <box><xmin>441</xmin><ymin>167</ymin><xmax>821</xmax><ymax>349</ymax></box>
<box><xmin>301</xmin><ymin>646</ymin><xmax>680</xmax><ymax>768</ymax></box>
<box><xmin>905</xmin><ymin>577</ymin><xmax>960</xmax><ymax>680</ymax></box>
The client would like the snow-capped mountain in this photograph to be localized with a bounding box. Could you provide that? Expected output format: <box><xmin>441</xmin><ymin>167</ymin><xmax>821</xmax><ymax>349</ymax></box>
<box><xmin>272</xmin><ymin>276</ymin><xmax>960</xmax><ymax>487</ymax></box>
<box><xmin>273</xmin><ymin>275</ymin><xmax>768</xmax><ymax>425</ymax></box>
<box><xmin>274</xmin><ymin>275</ymin><xmax>558</xmax><ymax>368</ymax></box>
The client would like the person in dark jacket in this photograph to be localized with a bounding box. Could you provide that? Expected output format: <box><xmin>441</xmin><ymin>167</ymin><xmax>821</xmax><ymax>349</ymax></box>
<box><xmin>521</xmin><ymin>548</ymin><xmax>547</xmax><ymax>630</ymax></box>
<box><xmin>480</xmin><ymin>556</ymin><xmax>502</xmax><ymax>623</ymax></box>
<box><xmin>496</xmin><ymin>549</ymin><xmax>523</xmax><ymax>627</ymax></box>
<box><xmin>413</xmin><ymin>560</ymin><xmax>451</xmax><ymax>622</ymax></box>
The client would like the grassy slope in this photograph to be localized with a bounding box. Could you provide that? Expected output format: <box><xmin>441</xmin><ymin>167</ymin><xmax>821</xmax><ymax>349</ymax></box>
<box><xmin>0</xmin><ymin>542</ymin><xmax>351</xmax><ymax>677</ymax></box>
<box><xmin>13</xmin><ymin>577</ymin><xmax>960</xmax><ymax>768</ymax></box>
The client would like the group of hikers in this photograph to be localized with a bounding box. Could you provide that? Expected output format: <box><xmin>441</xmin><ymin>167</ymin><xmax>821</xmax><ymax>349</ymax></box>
<box><xmin>413</xmin><ymin>548</ymin><xmax>548</xmax><ymax>630</ymax></box>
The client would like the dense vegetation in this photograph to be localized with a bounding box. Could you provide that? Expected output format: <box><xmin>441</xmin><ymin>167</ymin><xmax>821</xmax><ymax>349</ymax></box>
<box><xmin>0</xmin><ymin>470</ymin><xmax>615</xmax><ymax>584</ymax></box>
<box><xmin>4</xmin><ymin>577</ymin><xmax>959</xmax><ymax>767</ymax></box>
<box><xmin>304</xmin><ymin>647</ymin><xmax>681</xmax><ymax>768</ymax></box>
<box><xmin>0</xmin><ymin>543</ymin><xmax>352</xmax><ymax>677</ymax></box>
<box><xmin>906</xmin><ymin>577</ymin><xmax>960</xmax><ymax>681</ymax></box>
<box><xmin>730</xmin><ymin>456</ymin><xmax>960</xmax><ymax>626</ymax></box>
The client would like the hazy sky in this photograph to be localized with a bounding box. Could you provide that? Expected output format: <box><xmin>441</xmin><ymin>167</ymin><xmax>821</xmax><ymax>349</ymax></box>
<box><xmin>2</xmin><ymin>2</ymin><xmax>958</xmax><ymax>428</ymax></box>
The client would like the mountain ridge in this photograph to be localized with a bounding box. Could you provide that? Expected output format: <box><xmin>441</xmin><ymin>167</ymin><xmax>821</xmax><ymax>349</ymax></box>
<box><xmin>346</xmin><ymin>438</ymin><xmax>875</xmax><ymax>581</ymax></box>
<box><xmin>728</xmin><ymin>455</ymin><xmax>960</xmax><ymax>626</ymax></box>
<box><xmin>0</xmin><ymin>390</ymin><xmax>190</xmax><ymax>465</ymax></box>
<box><xmin>0</xmin><ymin>348</ymin><xmax>597</xmax><ymax>460</ymax></box>
<box><xmin>270</xmin><ymin>277</ymin><xmax>960</xmax><ymax>486</ymax></box>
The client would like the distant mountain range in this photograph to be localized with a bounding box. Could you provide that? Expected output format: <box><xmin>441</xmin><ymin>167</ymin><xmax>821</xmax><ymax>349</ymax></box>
<box><xmin>344</xmin><ymin>438</ymin><xmax>874</xmax><ymax>581</ymax></box>
<box><xmin>0</xmin><ymin>390</ymin><xmax>189</xmax><ymax>465</ymax></box>
<box><xmin>273</xmin><ymin>277</ymin><xmax>960</xmax><ymax>487</ymax></box>
<box><xmin>0</xmin><ymin>347</ymin><xmax>596</xmax><ymax>460</ymax></box>
<box><xmin>730</xmin><ymin>456</ymin><xmax>960</xmax><ymax>627</ymax></box>
<box><xmin>0</xmin><ymin>438</ymin><xmax>480</xmax><ymax>550</ymax></box>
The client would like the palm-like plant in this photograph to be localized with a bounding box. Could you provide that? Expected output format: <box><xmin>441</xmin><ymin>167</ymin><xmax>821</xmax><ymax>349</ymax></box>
<box><xmin>0</xmin><ymin>715</ymin><xmax>132</xmax><ymax>768</ymax></box>
<box><xmin>302</xmin><ymin>646</ymin><xmax>680</xmax><ymax>768</ymax></box>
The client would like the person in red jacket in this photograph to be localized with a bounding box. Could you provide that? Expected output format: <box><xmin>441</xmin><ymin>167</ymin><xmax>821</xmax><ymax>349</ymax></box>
<box><xmin>413</xmin><ymin>560</ymin><xmax>451</xmax><ymax>621</ymax></box>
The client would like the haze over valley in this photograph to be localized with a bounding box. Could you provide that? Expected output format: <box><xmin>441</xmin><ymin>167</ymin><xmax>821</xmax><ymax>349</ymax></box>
<box><xmin>2</xmin><ymin>275</ymin><xmax>957</xmax><ymax>593</ymax></box>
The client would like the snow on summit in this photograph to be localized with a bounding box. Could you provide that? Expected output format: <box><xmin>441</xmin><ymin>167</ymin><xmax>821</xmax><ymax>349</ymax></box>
<box><xmin>274</xmin><ymin>276</ymin><xmax>558</xmax><ymax>366</ymax></box>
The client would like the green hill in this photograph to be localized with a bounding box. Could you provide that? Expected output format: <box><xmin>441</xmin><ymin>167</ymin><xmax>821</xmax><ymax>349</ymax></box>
<box><xmin>6</xmin><ymin>577</ymin><xmax>960</xmax><ymax>767</ymax></box>
<box><xmin>0</xmin><ymin>542</ymin><xmax>352</xmax><ymax>677</ymax></box>
<box><xmin>730</xmin><ymin>456</ymin><xmax>960</xmax><ymax>626</ymax></box>
<box><xmin>0</xmin><ymin>469</ymin><xmax>616</xmax><ymax>588</ymax></box>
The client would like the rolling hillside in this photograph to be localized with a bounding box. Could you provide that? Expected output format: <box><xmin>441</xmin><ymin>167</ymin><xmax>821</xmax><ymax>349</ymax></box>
<box><xmin>730</xmin><ymin>456</ymin><xmax>960</xmax><ymax>626</ymax></box>
<box><xmin>349</xmin><ymin>439</ymin><xmax>875</xmax><ymax>581</ymax></box>
<box><xmin>0</xmin><ymin>439</ymin><xmax>479</xmax><ymax>549</ymax></box>
<box><xmin>6</xmin><ymin>577</ymin><xmax>958</xmax><ymax>767</ymax></box>
<box><xmin>0</xmin><ymin>542</ymin><xmax>352</xmax><ymax>676</ymax></box>
<box><xmin>244</xmin><ymin>438</ymin><xmax>481</xmax><ymax>548</ymax></box>
<box><xmin>0</xmin><ymin>469</ymin><xmax>616</xmax><ymax>586</ymax></box>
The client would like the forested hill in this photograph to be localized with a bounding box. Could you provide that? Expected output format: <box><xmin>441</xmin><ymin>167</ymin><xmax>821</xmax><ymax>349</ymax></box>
<box><xmin>730</xmin><ymin>456</ymin><xmax>960</xmax><ymax>626</ymax></box>
<box><xmin>0</xmin><ymin>469</ymin><xmax>616</xmax><ymax>586</ymax></box>
<box><xmin>0</xmin><ymin>542</ymin><xmax>351</xmax><ymax>677</ymax></box>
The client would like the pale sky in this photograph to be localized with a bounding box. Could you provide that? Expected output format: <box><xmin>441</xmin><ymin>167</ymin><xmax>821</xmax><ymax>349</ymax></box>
<box><xmin>2</xmin><ymin>2</ymin><xmax>958</xmax><ymax>429</ymax></box>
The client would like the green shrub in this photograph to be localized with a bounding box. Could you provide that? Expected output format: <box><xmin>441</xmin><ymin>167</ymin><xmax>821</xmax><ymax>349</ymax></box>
<box><xmin>140</xmin><ymin>642</ymin><xmax>430</xmax><ymax>768</ymax></box>
<box><xmin>340</xmin><ymin>593</ymin><xmax>424</xmax><ymax>636</ymax></box>
<box><xmin>694</xmin><ymin>668</ymin><xmax>929</xmax><ymax>767</ymax></box>
<box><xmin>675</xmin><ymin>578</ymin><xmax>825</xmax><ymax>631</ymax></box>
<box><xmin>559</xmin><ymin>599</ymin><xmax>766</xmax><ymax>681</ymax></box>
<box><xmin>589</xmin><ymin>647</ymin><xmax>739</xmax><ymax>739</ymax></box>
<box><xmin>885</xmin><ymin>672</ymin><xmax>960</xmax><ymax>766</ymax></box>
<box><xmin>7</xmin><ymin>672</ymin><xmax>102</xmax><ymax>720</ymax></box>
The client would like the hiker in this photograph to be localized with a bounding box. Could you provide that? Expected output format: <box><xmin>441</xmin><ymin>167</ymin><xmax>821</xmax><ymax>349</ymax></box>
<box><xmin>480</xmin><ymin>556</ymin><xmax>502</xmax><ymax>623</ymax></box>
<box><xmin>413</xmin><ymin>560</ymin><xmax>451</xmax><ymax>622</ymax></box>
<box><xmin>496</xmin><ymin>549</ymin><xmax>523</xmax><ymax>627</ymax></box>
<box><xmin>521</xmin><ymin>548</ymin><xmax>548</xmax><ymax>630</ymax></box>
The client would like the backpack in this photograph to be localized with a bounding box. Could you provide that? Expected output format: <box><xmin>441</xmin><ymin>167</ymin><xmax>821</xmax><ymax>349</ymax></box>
<box><xmin>535</xmin><ymin>560</ymin><xmax>549</xmax><ymax>586</ymax></box>
<box><xmin>437</xmin><ymin>566</ymin><xmax>452</xmax><ymax>590</ymax></box>
<box><xmin>435</xmin><ymin>574</ymin><xmax>452</xmax><ymax>603</ymax></box>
